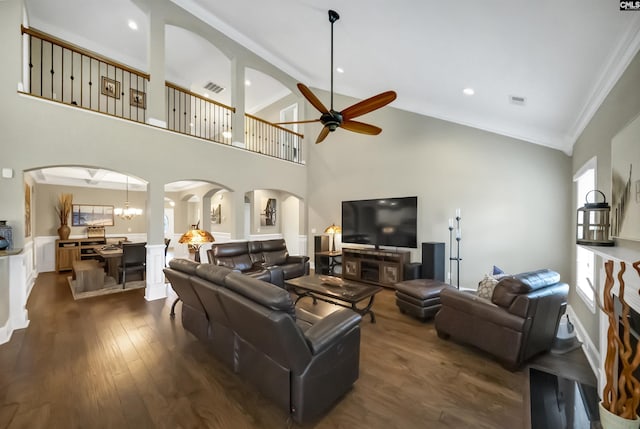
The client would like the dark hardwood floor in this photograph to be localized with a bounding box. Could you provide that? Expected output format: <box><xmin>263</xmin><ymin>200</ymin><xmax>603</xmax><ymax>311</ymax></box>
<box><xmin>0</xmin><ymin>273</ymin><xmax>538</xmax><ymax>428</ymax></box>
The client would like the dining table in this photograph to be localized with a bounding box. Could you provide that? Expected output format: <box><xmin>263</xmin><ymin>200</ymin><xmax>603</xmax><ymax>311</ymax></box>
<box><xmin>94</xmin><ymin>246</ymin><xmax>122</xmax><ymax>280</ymax></box>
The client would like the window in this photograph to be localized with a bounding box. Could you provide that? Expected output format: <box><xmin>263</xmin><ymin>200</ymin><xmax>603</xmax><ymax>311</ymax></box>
<box><xmin>574</xmin><ymin>158</ymin><xmax>596</xmax><ymax>311</ymax></box>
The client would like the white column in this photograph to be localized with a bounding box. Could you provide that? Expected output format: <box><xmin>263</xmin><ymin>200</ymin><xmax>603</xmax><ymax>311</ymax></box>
<box><xmin>144</xmin><ymin>243</ymin><xmax>167</xmax><ymax>301</ymax></box>
<box><xmin>146</xmin><ymin>6</ymin><xmax>166</xmax><ymax>127</ymax></box>
<box><xmin>145</xmin><ymin>180</ymin><xmax>168</xmax><ymax>301</ymax></box>
<box><xmin>229</xmin><ymin>190</ymin><xmax>247</xmax><ymax>240</ymax></box>
<box><xmin>230</xmin><ymin>58</ymin><xmax>245</xmax><ymax>147</ymax></box>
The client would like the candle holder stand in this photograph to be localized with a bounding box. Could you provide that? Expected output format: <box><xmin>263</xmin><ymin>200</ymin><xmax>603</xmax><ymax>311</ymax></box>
<box><xmin>448</xmin><ymin>216</ymin><xmax>462</xmax><ymax>288</ymax></box>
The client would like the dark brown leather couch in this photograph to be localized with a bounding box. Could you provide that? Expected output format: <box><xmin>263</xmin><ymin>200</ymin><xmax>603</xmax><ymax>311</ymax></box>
<box><xmin>207</xmin><ymin>239</ymin><xmax>309</xmax><ymax>287</ymax></box>
<box><xmin>164</xmin><ymin>258</ymin><xmax>362</xmax><ymax>423</ymax></box>
<box><xmin>434</xmin><ymin>269</ymin><xmax>569</xmax><ymax>370</ymax></box>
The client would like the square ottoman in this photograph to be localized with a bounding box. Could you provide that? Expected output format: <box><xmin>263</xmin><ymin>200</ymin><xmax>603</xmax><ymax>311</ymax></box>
<box><xmin>395</xmin><ymin>279</ymin><xmax>449</xmax><ymax>321</ymax></box>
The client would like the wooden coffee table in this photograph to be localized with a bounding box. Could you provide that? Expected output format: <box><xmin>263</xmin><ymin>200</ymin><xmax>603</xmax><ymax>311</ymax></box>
<box><xmin>285</xmin><ymin>274</ymin><xmax>383</xmax><ymax>323</ymax></box>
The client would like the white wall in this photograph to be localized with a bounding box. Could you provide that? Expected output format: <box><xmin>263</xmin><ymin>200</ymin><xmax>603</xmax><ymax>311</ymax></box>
<box><xmin>570</xmin><ymin>50</ymin><xmax>640</xmax><ymax>348</ymax></box>
<box><xmin>304</xmin><ymin>89</ymin><xmax>572</xmax><ymax>289</ymax></box>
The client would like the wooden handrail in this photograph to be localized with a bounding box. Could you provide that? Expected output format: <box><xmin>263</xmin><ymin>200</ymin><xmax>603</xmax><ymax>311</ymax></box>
<box><xmin>165</xmin><ymin>81</ymin><xmax>236</xmax><ymax>113</ymax></box>
<box><xmin>245</xmin><ymin>113</ymin><xmax>304</xmax><ymax>138</ymax></box>
<box><xmin>21</xmin><ymin>25</ymin><xmax>150</xmax><ymax>80</ymax></box>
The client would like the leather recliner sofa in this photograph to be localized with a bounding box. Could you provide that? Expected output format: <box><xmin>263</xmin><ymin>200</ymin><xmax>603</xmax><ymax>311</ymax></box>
<box><xmin>434</xmin><ymin>269</ymin><xmax>569</xmax><ymax>370</ymax></box>
<box><xmin>164</xmin><ymin>258</ymin><xmax>362</xmax><ymax>423</ymax></box>
<box><xmin>207</xmin><ymin>239</ymin><xmax>309</xmax><ymax>287</ymax></box>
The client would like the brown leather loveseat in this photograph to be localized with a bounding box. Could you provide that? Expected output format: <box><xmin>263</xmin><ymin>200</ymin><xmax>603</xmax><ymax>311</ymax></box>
<box><xmin>207</xmin><ymin>239</ymin><xmax>309</xmax><ymax>287</ymax></box>
<box><xmin>434</xmin><ymin>269</ymin><xmax>569</xmax><ymax>370</ymax></box>
<box><xmin>164</xmin><ymin>258</ymin><xmax>362</xmax><ymax>423</ymax></box>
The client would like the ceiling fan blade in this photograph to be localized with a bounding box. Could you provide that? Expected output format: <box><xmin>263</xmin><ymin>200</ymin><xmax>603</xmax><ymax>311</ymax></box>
<box><xmin>275</xmin><ymin>119</ymin><xmax>321</xmax><ymax>125</ymax></box>
<box><xmin>315</xmin><ymin>126</ymin><xmax>330</xmax><ymax>144</ymax></box>
<box><xmin>297</xmin><ymin>83</ymin><xmax>329</xmax><ymax>114</ymax></box>
<box><xmin>341</xmin><ymin>91</ymin><xmax>397</xmax><ymax>120</ymax></box>
<box><xmin>341</xmin><ymin>120</ymin><xmax>382</xmax><ymax>135</ymax></box>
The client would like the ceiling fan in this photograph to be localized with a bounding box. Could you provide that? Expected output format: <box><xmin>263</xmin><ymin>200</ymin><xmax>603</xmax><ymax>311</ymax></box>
<box><xmin>278</xmin><ymin>10</ymin><xmax>397</xmax><ymax>144</ymax></box>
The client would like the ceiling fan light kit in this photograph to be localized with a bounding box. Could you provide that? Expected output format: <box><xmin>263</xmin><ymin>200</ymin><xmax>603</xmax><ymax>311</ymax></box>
<box><xmin>278</xmin><ymin>9</ymin><xmax>397</xmax><ymax>144</ymax></box>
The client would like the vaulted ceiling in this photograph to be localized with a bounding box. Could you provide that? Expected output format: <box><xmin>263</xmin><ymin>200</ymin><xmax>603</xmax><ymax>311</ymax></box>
<box><xmin>24</xmin><ymin>0</ymin><xmax>640</xmax><ymax>157</ymax></box>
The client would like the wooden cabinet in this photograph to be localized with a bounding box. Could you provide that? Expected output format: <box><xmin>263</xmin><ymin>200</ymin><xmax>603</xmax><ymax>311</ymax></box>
<box><xmin>56</xmin><ymin>238</ymin><xmax>106</xmax><ymax>272</ymax></box>
<box><xmin>56</xmin><ymin>244</ymin><xmax>80</xmax><ymax>272</ymax></box>
<box><xmin>341</xmin><ymin>248</ymin><xmax>410</xmax><ymax>288</ymax></box>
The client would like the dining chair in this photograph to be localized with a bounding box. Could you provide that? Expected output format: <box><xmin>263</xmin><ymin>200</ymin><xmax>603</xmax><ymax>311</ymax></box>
<box><xmin>164</xmin><ymin>238</ymin><xmax>171</xmax><ymax>266</ymax></box>
<box><xmin>118</xmin><ymin>242</ymin><xmax>146</xmax><ymax>289</ymax></box>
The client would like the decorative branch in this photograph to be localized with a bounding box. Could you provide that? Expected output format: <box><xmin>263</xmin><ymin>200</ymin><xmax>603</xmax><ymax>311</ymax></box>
<box><xmin>56</xmin><ymin>193</ymin><xmax>72</xmax><ymax>226</ymax></box>
<box><xmin>601</xmin><ymin>259</ymin><xmax>640</xmax><ymax>419</ymax></box>
<box><xmin>602</xmin><ymin>260</ymin><xmax>617</xmax><ymax>412</ymax></box>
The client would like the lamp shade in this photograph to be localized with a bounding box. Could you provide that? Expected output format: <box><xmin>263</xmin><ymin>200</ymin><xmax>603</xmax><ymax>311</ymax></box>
<box><xmin>324</xmin><ymin>223</ymin><xmax>342</xmax><ymax>235</ymax></box>
<box><xmin>178</xmin><ymin>229</ymin><xmax>214</xmax><ymax>246</ymax></box>
<box><xmin>324</xmin><ymin>223</ymin><xmax>341</xmax><ymax>252</ymax></box>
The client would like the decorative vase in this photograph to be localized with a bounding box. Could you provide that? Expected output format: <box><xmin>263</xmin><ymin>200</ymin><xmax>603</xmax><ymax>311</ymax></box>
<box><xmin>57</xmin><ymin>224</ymin><xmax>71</xmax><ymax>240</ymax></box>
<box><xmin>0</xmin><ymin>221</ymin><xmax>12</xmax><ymax>250</ymax></box>
<box><xmin>599</xmin><ymin>402</ymin><xmax>640</xmax><ymax>429</ymax></box>
<box><xmin>0</xmin><ymin>237</ymin><xmax>8</xmax><ymax>251</ymax></box>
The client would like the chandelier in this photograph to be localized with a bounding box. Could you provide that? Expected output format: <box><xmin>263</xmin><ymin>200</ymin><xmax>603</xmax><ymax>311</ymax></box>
<box><xmin>114</xmin><ymin>176</ymin><xmax>142</xmax><ymax>220</ymax></box>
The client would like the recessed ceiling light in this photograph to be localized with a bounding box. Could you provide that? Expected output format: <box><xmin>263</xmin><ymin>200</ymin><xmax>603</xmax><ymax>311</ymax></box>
<box><xmin>463</xmin><ymin>88</ymin><xmax>475</xmax><ymax>96</ymax></box>
<box><xmin>336</xmin><ymin>67</ymin><xmax>344</xmax><ymax>73</ymax></box>
<box><xmin>245</xmin><ymin>80</ymin><xmax>251</xmax><ymax>86</ymax></box>
<box><xmin>128</xmin><ymin>20</ymin><xmax>138</xmax><ymax>31</ymax></box>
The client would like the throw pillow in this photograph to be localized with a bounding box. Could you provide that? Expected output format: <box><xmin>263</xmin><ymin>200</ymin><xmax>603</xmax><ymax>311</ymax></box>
<box><xmin>492</xmin><ymin>265</ymin><xmax>505</xmax><ymax>276</ymax></box>
<box><xmin>477</xmin><ymin>274</ymin><xmax>499</xmax><ymax>300</ymax></box>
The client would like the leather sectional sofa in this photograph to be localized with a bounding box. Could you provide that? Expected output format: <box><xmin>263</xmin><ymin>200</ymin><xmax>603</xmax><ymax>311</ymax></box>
<box><xmin>434</xmin><ymin>269</ymin><xmax>569</xmax><ymax>370</ymax></box>
<box><xmin>207</xmin><ymin>239</ymin><xmax>309</xmax><ymax>287</ymax></box>
<box><xmin>164</xmin><ymin>258</ymin><xmax>362</xmax><ymax>423</ymax></box>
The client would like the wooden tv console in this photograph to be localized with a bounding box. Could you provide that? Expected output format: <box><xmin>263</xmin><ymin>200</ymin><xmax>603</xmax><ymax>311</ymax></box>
<box><xmin>341</xmin><ymin>247</ymin><xmax>410</xmax><ymax>288</ymax></box>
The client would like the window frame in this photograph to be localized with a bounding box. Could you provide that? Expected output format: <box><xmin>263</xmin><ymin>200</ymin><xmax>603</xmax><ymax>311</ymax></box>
<box><xmin>573</xmin><ymin>157</ymin><xmax>597</xmax><ymax>313</ymax></box>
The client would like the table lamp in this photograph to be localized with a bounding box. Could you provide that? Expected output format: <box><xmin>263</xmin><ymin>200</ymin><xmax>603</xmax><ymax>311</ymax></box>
<box><xmin>324</xmin><ymin>223</ymin><xmax>342</xmax><ymax>252</ymax></box>
<box><xmin>178</xmin><ymin>228</ymin><xmax>214</xmax><ymax>262</ymax></box>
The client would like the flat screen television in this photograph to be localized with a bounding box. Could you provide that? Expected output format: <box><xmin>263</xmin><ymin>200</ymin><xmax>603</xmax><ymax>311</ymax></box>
<box><xmin>341</xmin><ymin>196</ymin><xmax>417</xmax><ymax>249</ymax></box>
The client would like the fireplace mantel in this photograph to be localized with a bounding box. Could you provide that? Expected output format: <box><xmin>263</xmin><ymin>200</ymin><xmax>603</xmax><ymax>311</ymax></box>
<box><xmin>581</xmin><ymin>243</ymin><xmax>640</xmax><ymax>264</ymax></box>
<box><xmin>580</xmin><ymin>241</ymin><xmax>640</xmax><ymax>396</ymax></box>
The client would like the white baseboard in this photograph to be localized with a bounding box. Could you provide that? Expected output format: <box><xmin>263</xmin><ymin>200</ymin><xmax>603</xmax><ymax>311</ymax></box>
<box><xmin>566</xmin><ymin>304</ymin><xmax>600</xmax><ymax>385</ymax></box>
<box><xmin>0</xmin><ymin>320</ymin><xmax>12</xmax><ymax>344</ymax></box>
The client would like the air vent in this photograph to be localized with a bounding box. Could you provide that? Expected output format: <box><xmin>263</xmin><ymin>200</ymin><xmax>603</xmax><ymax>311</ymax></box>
<box><xmin>204</xmin><ymin>82</ymin><xmax>225</xmax><ymax>94</ymax></box>
<box><xmin>509</xmin><ymin>95</ymin><xmax>526</xmax><ymax>106</ymax></box>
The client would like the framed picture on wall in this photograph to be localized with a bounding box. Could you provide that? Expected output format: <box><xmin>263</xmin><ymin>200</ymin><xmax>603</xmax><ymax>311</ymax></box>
<box><xmin>101</xmin><ymin>76</ymin><xmax>121</xmax><ymax>99</ymax></box>
<box><xmin>611</xmin><ymin>113</ymin><xmax>640</xmax><ymax>241</ymax></box>
<box><xmin>211</xmin><ymin>204</ymin><xmax>221</xmax><ymax>224</ymax></box>
<box><xmin>72</xmin><ymin>204</ymin><xmax>114</xmax><ymax>227</ymax></box>
<box><xmin>260</xmin><ymin>198</ymin><xmax>276</xmax><ymax>226</ymax></box>
<box><xmin>130</xmin><ymin>89</ymin><xmax>146</xmax><ymax>109</ymax></box>
<box><xmin>24</xmin><ymin>183</ymin><xmax>31</xmax><ymax>238</ymax></box>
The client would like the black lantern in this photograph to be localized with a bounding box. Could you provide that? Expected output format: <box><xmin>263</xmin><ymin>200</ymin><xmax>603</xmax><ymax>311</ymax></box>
<box><xmin>576</xmin><ymin>190</ymin><xmax>614</xmax><ymax>246</ymax></box>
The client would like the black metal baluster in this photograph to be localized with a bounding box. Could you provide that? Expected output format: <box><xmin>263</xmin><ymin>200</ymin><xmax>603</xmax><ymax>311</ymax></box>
<box><xmin>39</xmin><ymin>39</ymin><xmax>43</xmax><ymax>96</ymax></box>
<box><xmin>89</xmin><ymin>57</ymin><xmax>93</xmax><ymax>110</ymax></box>
<box><xmin>208</xmin><ymin>102</ymin><xmax>212</xmax><ymax>140</ymax></box>
<box><xmin>128</xmin><ymin>72</ymin><xmax>132</xmax><ymax>121</ymax></box>
<box><xmin>141</xmin><ymin>77</ymin><xmax>144</xmax><ymax>123</ymax></box>
<box><xmin>60</xmin><ymin>47</ymin><xmax>64</xmax><ymax>103</ymax></box>
<box><xmin>50</xmin><ymin>41</ymin><xmax>54</xmax><ymax>99</ymax></box>
<box><xmin>69</xmin><ymin>49</ymin><xmax>74</xmax><ymax>104</ymax></box>
<box><xmin>28</xmin><ymin>35</ymin><xmax>33</xmax><ymax>94</ymax></box>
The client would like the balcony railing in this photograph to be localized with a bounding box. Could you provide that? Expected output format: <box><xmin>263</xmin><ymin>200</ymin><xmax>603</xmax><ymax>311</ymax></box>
<box><xmin>165</xmin><ymin>82</ymin><xmax>235</xmax><ymax>145</ymax></box>
<box><xmin>21</xmin><ymin>26</ymin><xmax>149</xmax><ymax>123</ymax></box>
<box><xmin>245</xmin><ymin>114</ymin><xmax>304</xmax><ymax>163</ymax></box>
<box><xmin>20</xmin><ymin>26</ymin><xmax>305</xmax><ymax>164</ymax></box>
